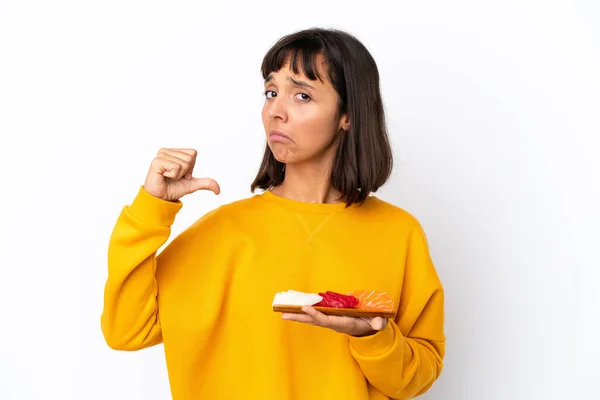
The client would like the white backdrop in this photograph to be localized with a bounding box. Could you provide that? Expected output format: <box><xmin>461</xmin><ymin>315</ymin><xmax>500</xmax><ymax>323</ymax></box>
<box><xmin>1</xmin><ymin>1</ymin><xmax>599</xmax><ymax>399</ymax></box>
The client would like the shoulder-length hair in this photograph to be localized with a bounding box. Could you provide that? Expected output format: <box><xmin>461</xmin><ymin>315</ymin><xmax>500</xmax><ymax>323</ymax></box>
<box><xmin>251</xmin><ymin>28</ymin><xmax>393</xmax><ymax>206</ymax></box>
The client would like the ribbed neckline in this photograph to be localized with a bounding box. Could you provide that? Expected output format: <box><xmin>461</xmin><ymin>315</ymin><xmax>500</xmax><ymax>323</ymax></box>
<box><xmin>259</xmin><ymin>189</ymin><xmax>355</xmax><ymax>214</ymax></box>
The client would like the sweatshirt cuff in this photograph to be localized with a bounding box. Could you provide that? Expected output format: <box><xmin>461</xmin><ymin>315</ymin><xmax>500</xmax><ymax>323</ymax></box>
<box><xmin>127</xmin><ymin>186</ymin><xmax>183</xmax><ymax>227</ymax></box>
<box><xmin>348</xmin><ymin>320</ymin><xmax>399</xmax><ymax>356</ymax></box>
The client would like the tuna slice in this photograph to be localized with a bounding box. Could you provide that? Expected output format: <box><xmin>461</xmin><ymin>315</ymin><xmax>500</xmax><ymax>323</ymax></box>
<box><xmin>315</xmin><ymin>291</ymin><xmax>359</xmax><ymax>308</ymax></box>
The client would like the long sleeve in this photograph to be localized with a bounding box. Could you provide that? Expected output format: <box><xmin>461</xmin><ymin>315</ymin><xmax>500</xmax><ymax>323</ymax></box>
<box><xmin>348</xmin><ymin>221</ymin><xmax>446</xmax><ymax>399</ymax></box>
<box><xmin>101</xmin><ymin>186</ymin><xmax>182</xmax><ymax>351</ymax></box>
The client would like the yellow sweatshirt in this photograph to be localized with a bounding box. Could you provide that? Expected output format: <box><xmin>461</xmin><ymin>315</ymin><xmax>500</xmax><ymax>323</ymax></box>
<box><xmin>101</xmin><ymin>187</ymin><xmax>445</xmax><ymax>400</ymax></box>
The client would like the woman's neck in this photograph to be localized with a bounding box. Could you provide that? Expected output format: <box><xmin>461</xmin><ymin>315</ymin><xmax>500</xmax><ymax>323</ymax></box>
<box><xmin>271</xmin><ymin>161</ymin><xmax>342</xmax><ymax>204</ymax></box>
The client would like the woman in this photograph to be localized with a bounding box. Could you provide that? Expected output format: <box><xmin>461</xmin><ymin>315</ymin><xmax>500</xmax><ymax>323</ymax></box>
<box><xmin>101</xmin><ymin>28</ymin><xmax>445</xmax><ymax>399</ymax></box>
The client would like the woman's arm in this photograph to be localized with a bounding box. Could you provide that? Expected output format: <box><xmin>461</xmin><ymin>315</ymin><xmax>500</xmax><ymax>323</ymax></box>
<box><xmin>100</xmin><ymin>186</ymin><xmax>182</xmax><ymax>351</ymax></box>
<box><xmin>347</xmin><ymin>222</ymin><xmax>446</xmax><ymax>399</ymax></box>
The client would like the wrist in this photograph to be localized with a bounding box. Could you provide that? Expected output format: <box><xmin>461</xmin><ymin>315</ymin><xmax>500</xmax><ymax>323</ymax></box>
<box><xmin>351</xmin><ymin>328</ymin><xmax>378</xmax><ymax>337</ymax></box>
<box><xmin>347</xmin><ymin>320</ymin><xmax>397</xmax><ymax>357</ymax></box>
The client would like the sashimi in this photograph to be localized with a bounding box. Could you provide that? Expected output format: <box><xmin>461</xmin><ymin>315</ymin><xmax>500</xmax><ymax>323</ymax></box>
<box><xmin>348</xmin><ymin>290</ymin><xmax>394</xmax><ymax>312</ymax></box>
<box><xmin>272</xmin><ymin>290</ymin><xmax>323</xmax><ymax>306</ymax></box>
<box><xmin>315</xmin><ymin>291</ymin><xmax>359</xmax><ymax>308</ymax></box>
<box><xmin>272</xmin><ymin>289</ymin><xmax>394</xmax><ymax>312</ymax></box>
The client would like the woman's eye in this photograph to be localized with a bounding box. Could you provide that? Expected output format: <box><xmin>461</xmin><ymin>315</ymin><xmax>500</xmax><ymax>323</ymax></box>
<box><xmin>264</xmin><ymin>90</ymin><xmax>276</xmax><ymax>99</ymax></box>
<box><xmin>295</xmin><ymin>93</ymin><xmax>311</xmax><ymax>101</ymax></box>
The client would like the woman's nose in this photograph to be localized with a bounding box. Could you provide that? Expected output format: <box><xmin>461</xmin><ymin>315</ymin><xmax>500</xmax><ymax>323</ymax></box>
<box><xmin>267</xmin><ymin>96</ymin><xmax>288</xmax><ymax>122</ymax></box>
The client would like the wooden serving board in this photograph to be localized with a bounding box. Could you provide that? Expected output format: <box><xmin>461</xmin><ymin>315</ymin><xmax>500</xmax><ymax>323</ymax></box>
<box><xmin>273</xmin><ymin>305</ymin><xmax>396</xmax><ymax>319</ymax></box>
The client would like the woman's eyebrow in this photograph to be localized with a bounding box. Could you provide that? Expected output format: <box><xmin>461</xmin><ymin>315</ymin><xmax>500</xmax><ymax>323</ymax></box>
<box><xmin>264</xmin><ymin>74</ymin><xmax>315</xmax><ymax>90</ymax></box>
<box><xmin>288</xmin><ymin>77</ymin><xmax>315</xmax><ymax>90</ymax></box>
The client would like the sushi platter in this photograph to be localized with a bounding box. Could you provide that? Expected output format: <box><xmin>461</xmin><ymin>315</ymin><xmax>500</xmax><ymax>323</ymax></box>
<box><xmin>272</xmin><ymin>290</ymin><xmax>397</xmax><ymax>319</ymax></box>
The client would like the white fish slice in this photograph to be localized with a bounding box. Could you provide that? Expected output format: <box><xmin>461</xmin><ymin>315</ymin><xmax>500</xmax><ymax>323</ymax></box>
<box><xmin>272</xmin><ymin>290</ymin><xmax>322</xmax><ymax>306</ymax></box>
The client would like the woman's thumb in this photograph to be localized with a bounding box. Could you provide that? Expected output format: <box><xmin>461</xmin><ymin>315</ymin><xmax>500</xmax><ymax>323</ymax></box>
<box><xmin>189</xmin><ymin>177</ymin><xmax>221</xmax><ymax>195</ymax></box>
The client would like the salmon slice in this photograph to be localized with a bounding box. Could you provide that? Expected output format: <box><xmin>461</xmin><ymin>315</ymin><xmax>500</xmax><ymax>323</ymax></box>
<box><xmin>348</xmin><ymin>290</ymin><xmax>395</xmax><ymax>312</ymax></box>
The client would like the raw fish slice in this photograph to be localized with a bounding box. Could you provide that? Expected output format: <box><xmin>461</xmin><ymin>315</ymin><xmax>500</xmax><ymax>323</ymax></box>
<box><xmin>272</xmin><ymin>291</ymin><xmax>322</xmax><ymax>306</ymax></box>
<box><xmin>315</xmin><ymin>291</ymin><xmax>359</xmax><ymax>308</ymax></box>
<box><xmin>348</xmin><ymin>290</ymin><xmax>394</xmax><ymax>312</ymax></box>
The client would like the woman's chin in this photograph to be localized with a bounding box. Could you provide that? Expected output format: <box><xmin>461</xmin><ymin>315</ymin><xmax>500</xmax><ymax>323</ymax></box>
<box><xmin>273</xmin><ymin>156</ymin><xmax>292</xmax><ymax>165</ymax></box>
<box><xmin>269</xmin><ymin>148</ymin><xmax>294</xmax><ymax>164</ymax></box>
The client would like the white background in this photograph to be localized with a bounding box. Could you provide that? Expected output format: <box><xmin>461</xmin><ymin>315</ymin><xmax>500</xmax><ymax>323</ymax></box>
<box><xmin>1</xmin><ymin>1</ymin><xmax>599</xmax><ymax>399</ymax></box>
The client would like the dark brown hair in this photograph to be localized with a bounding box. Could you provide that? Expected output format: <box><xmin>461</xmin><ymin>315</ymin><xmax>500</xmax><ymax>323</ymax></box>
<box><xmin>251</xmin><ymin>28</ymin><xmax>393</xmax><ymax>206</ymax></box>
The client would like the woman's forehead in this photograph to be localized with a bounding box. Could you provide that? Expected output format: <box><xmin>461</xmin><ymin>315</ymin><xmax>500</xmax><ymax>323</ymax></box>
<box><xmin>265</xmin><ymin>55</ymin><xmax>330</xmax><ymax>85</ymax></box>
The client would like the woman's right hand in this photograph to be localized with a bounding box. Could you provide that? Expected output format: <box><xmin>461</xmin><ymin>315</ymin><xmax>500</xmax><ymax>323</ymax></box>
<box><xmin>143</xmin><ymin>148</ymin><xmax>220</xmax><ymax>202</ymax></box>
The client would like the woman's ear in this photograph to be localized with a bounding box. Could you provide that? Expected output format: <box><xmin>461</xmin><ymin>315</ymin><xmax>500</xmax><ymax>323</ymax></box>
<box><xmin>339</xmin><ymin>114</ymin><xmax>351</xmax><ymax>131</ymax></box>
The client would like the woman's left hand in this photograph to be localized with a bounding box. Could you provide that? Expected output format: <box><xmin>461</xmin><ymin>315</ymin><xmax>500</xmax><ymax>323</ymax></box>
<box><xmin>281</xmin><ymin>306</ymin><xmax>388</xmax><ymax>337</ymax></box>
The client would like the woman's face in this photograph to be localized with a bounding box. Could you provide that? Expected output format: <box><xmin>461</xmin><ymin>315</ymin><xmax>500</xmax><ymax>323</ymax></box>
<box><xmin>262</xmin><ymin>56</ymin><xmax>349</xmax><ymax>166</ymax></box>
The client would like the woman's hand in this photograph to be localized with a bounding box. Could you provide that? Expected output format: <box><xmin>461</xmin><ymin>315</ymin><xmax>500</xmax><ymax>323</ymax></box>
<box><xmin>143</xmin><ymin>148</ymin><xmax>220</xmax><ymax>201</ymax></box>
<box><xmin>281</xmin><ymin>306</ymin><xmax>388</xmax><ymax>337</ymax></box>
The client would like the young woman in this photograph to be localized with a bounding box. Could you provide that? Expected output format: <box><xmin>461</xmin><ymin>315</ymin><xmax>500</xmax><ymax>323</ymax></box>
<box><xmin>101</xmin><ymin>28</ymin><xmax>445</xmax><ymax>399</ymax></box>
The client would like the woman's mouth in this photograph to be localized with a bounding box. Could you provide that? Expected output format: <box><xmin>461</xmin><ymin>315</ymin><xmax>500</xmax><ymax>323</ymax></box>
<box><xmin>269</xmin><ymin>130</ymin><xmax>294</xmax><ymax>143</ymax></box>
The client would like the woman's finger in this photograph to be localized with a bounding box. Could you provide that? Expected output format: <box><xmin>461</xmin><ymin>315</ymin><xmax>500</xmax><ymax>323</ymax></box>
<box><xmin>370</xmin><ymin>317</ymin><xmax>387</xmax><ymax>331</ymax></box>
<box><xmin>300</xmin><ymin>306</ymin><xmax>331</xmax><ymax>326</ymax></box>
<box><xmin>281</xmin><ymin>312</ymin><xmax>314</xmax><ymax>324</ymax></box>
